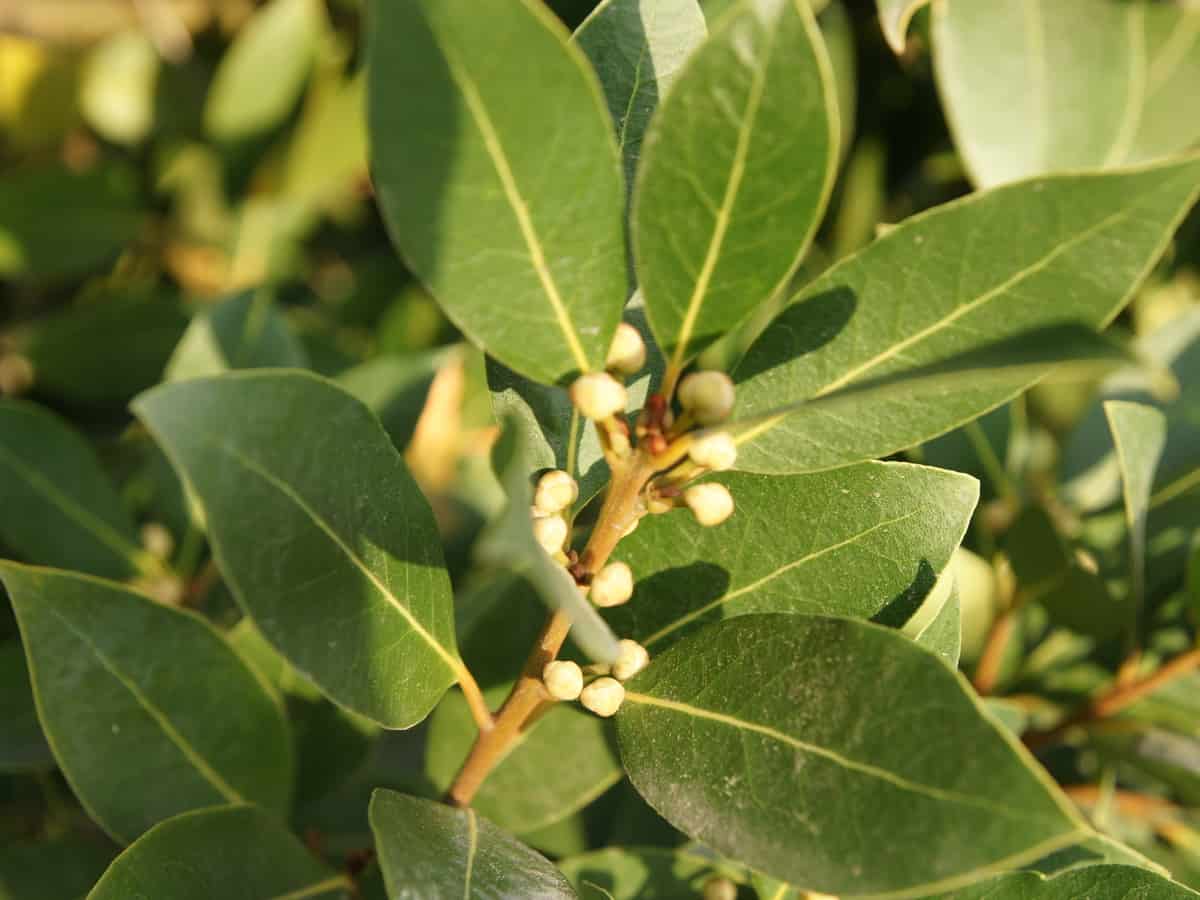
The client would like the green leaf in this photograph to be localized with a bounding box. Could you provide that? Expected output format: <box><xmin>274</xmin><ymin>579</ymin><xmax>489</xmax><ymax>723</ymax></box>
<box><xmin>820</xmin><ymin>1</ymin><xmax>856</xmax><ymax>164</ymax></box>
<box><xmin>166</xmin><ymin>290</ymin><xmax>309</xmax><ymax>382</ymax></box>
<box><xmin>477</xmin><ymin>415</ymin><xmax>620</xmax><ymax>663</ymax></box>
<box><xmin>0</xmin><ymin>639</ymin><xmax>53</xmax><ymax>772</ymax></box>
<box><xmin>335</xmin><ymin>349</ymin><xmax>446</xmax><ymax>449</ymax></box>
<box><xmin>902</xmin><ymin>566</ymin><xmax>961</xmax><ymax>668</ymax></box>
<box><xmin>877</xmin><ymin>0</ymin><xmax>928</xmax><ymax>54</ymax></box>
<box><xmin>89</xmin><ymin>805</ymin><xmax>352</xmax><ymax>899</ymax></box>
<box><xmin>559</xmin><ymin>847</ymin><xmax>747</xmax><ymax>899</ymax></box>
<box><xmin>731</xmin><ymin>158</ymin><xmax>1200</xmax><ymax>473</ymax></box>
<box><xmin>1105</xmin><ymin>400</ymin><xmax>1168</xmax><ymax>610</ymax></box>
<box><xmin>0</xmin><ymin>837</ymin><xmax>114</xmax><ymax>900</ymax></box>
<box><xmin>920</xmin><ymin>864</ymin><xmax>1200</xmax><ymax>899</ymax></box>
<box><xmin>0</xmin><ymin>399</ymin><xmax>148</xmax><ymax>579</ymax></box>
<box><xmin>0</xmin><ymin>563</ymin><xmax>293</xmax><ymax>844</ymax></box>
<box><xmin>203</xmin><ymin>0</ymin><xmax>323</xmax><ymax>141</ymax></box>
<box><xmin>368</xmin><ymin>0</ymin><xmax>626</xmax><ymax>385</ymax></box>
<box><xmin>633</xmin><ymin>0</ymin><xmax>838</xmax><ymax>371</ymax></box>
<box><xmin>134</xmin><ymin>371</ymin><xmax>463</xmax><ymax>729</ymax></box>
<box><xmin>932</xmin><ymin>2</ymin><xmax>1200</xmax><ymax>187</ymax></box>
<box><xmin>369</xmin><ymin>789</ymin><xmax>576</xmax><ymax>899</ymax></box>
<box><xmin>617</xmin><ymin>614</ymin><xmax>1088</xmax><ymax>896</ymax></box>
<box><xmin>603</xmin><ymin>463</ymin><xmax>977</xmax><ymax>650</ymax></box>
<box><xmin>574</xmin><ymin>0</ymin><xmax>707</xmax><ymax>192</ymax></box>
<box><xmin>426</xmin><ymin>686</ymin><xmax>622</xmax><ymax>835</ymax></box>
<box><xmin>79</xmin><ymin>30</ymin><xmax>159</xmax><ymax>146</ymax></box>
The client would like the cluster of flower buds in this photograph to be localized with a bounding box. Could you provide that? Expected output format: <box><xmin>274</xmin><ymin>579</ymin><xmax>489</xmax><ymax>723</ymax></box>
<box><xmin>540</xmin><ymin>638</ymin><xmax>651</xmax><ymax>717</ymax></box>
<box><xmin>530</xmin><ymin>469</ymin><xmax>580</xmax><ymax>556</ymax></box>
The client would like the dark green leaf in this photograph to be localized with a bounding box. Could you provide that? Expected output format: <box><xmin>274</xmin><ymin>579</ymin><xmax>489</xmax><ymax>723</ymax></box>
<box><xmin>134</xmin><ymin>371</ymin><xmax>462</xmax><ymax>729</ymax></box>
<box><xmin>633</xmin><ymin>0</ymin><xmax>838</xmax><ymax>369</ymax></box>
<box><xmin>0</xmin><ymin>640</ymin><xmax>53</xmax><ymax>772</ymax></box>
<box><xmin>369</xmin><ymin>789</ymin><xmax>575</xmax><ymax>899</ymax></box>
<box><xmin>0</xmin><ymin>837</ymin><xmax>114</xmax><ymax>900</ymax></box>
<box><xmin>617</xmin><ymin>614</ymin><xmax>1088</xmax><ymax>896</ymax></box>
<box><xmin>921</xmin><ymin>864</ymin><xmax>1199</xmax><ymax>899</ymax></box>
<box><xmin>1105</xmin><ymin>400</ymin><xmax>1168</xmax><ymax>608</ymax></box>
<box><xmin>604</xmin><ymin>463</ymin><xmax>977</xmax><ymax>650</ymax></box>
<box><xmin>0</xmin><ymin>563</ymin><xmax>292</xmax><ymax>843</ymax></box>
<box><xmin>731</xmin><ymin>159</ymin><xmax>1200</xmax><ymax>472</ymax></box>
<box><xmin>89</xmin><ymin>805</ymin><xmax>352</xmax><ymax>899</ymax></box>
<box><xmin>558</xmin><ymin>847</ymin><xmax>747</xmax><ymax>899</ymax></box>
<box><xmin>368</xmin><ymin>0</ymin><xmax>626</xmax><ymax>385</ymax></box>
<box><xmin>166</xmin><ymin>290</ymin><xmax>308</xmax><ymax>381</ymax></box>
<box><xmin>0</xmin><ymin>399</ymin><xmax>148</xmax><ymax>579</ymax></box>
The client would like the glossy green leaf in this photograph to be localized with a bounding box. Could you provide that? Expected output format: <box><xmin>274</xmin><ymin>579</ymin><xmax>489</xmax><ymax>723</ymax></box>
<box><xmin>933</xmin><ymin>2</ymin><xmax>1200</xmax><ymax>187</ymax></box>
<box><xmin>203</xmin><ymin>0</ymin><xmax>322</xmax><ymax>141</ymax></box>
<box><xmin>477</xmin><ymin>415</ymin><xmax>620</xmax><ymax>663</ymax></box>
<box><xmin>368</xmin><ymin>0</ymin><xmax>626</xmax><ymax>385</ymax></box>
<box><xmin>0</xmin><ymin>640</ymin><xmax>52</xmax><ymax>772</ymax></box>
<box><xmin>0</xmin><ymin>563</ymin><xmax>292</xmax><ymax>843</ymax></box>
<box><xmin>603</xmin><ymin>463</ymin><xmax>977</xmax><ymax>650</ymax></box>
<box><xmin>921</xmin><ymin>864</ymin><xmax>1200</xmax><ymax>899</ymax></box>
<box><xmin>617</xmin><ymin>614</ymin><xmax>1087</xmax><ymax>896</ymax></box>
<box><xmin>1105</xmin><ymin>400</ymin><xmax>1168</xmax><ymax>609</ymax></box>
<box><xmin>134</xmin><ymin>371</ymin><xmax>463</xmax><ymax>728</ymax></box>
<box><xmin>633</xmin><ymin>0</ymin><xmax>838</xmax><ymax>370</ymax></box>
<box><xmin>89</xmin><ymin>805</ymin><xmax>352</xmax><ymax>899</ymax></box>
<box><xmin>731</xmin><ymin>158</ymin><xmax>1200</xmax><ymax>473</ymax></box>
<box><xmin>574</xmin><ymin>0</ymin><xmax>707</xmax><ymax>191</ymax></box>
<box><xmin>558</xmin><ymin>847</ymin><xmax>746</xmax><ymax>899</ymax></box>
<box><xmin>877</xmin><ymin>0</ymin><xmax>928</xmax><ymax>54</ymax></box>
<box><xmin>369</xmin><ymin>789</ymin><xmax>575</xmax><ymax>899</ymax></box>
<box><xmin>903</xmin><ymin>566</ymin><xmax>961</xmax><ymax>668</ymax></box>
<box><xmin>0</xmin><ymin>399</ymin><xmax>148</xmax><ymax>579</ymax></box>
<box><xmin>165</xmin><ymin>290</ymin><xmax>308</xmax><ymax>381</ymax></box>
<box><xmin>427</xmin><ymin>687</ymin><xmax>622</xmax><ymax>835</ymax></box>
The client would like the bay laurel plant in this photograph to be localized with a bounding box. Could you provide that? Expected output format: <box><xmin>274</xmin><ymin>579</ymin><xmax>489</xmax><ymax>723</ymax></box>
<box><xmin>3</xmin><ymin>0</ymin><xmax>1200</xmax><ymax>898</ymax></box>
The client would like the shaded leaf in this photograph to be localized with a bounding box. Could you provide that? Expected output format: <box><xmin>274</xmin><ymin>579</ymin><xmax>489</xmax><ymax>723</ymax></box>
<box><xmin>921</xmin><ymin>864</ymin><xmax>1199</xmax><ymax>899</ymax></box>
<box><xmin>165</xmin><ymin>290</ymin><xmax>309</xmax><ymax>381</ymax></box>
<box><xmin>877</xmin><ymin>0</ymin><xmax>928</xmax><ymax>54</ymax></box>
<box><xmin>336</xmin><ymin>350</ymin><xmax>446</xmax><ymax>449</ymax></box>
<box><xmin>559</xmin><ymin>847</ymin><xmax>746</xmax><ymax>899</ymax></box>
<box><xmin>617</xmin><ymin>614</ymin><xmax>1087</xmax><ymax>896</ymax></box>
<box><xmin>0</xmin><ymin>639</ymin><xmax>53</xmax><ymax>772</ymax></box>
<box><xmin>604</xmin><ymin>463</ymin><xmax>977</xmax><ymax>650</ymax></box>
<box><xmin>0</xmin><ymin>563</ymin><xmax>292</xmax><ymax>843</ymax></box>
<box><xmin>368</xmin><ymin>0</ymin><xmax>626</xmax><ymax>385</ymax></box>
<box><xmin>0</xmin><ymin>399</ymin><xmax>147</xmax><ymax>579</ymax></box>
<box><xmin>1105</xmin><ymin>400</ymin><xmax>1168</xmax><ymax>609</ymax></box>
<box><xmin>89</xmin><ymin>805</ymin><xmax>351</xmax><ymax>899</ymax></box>
<box><xmin>0</xmin><ymin>837</ymin><xmax>114</xmax><ymax>900</ymax></box>
<box><xmin>633</xmin><ymin>0</ymin><xmax>838</xmax><ymax>370</ymax></box>
<box><xmin>731</xmin><ymin>159</ymin><xmax>1200</xmax><ymax>473</ymax></box>
<box><xmin>134</xmin><ymin>371</ymin><xmax>462</xmax><ymax>729</ymax></box>
<box><xmin>369</xmin><ymin>789</ymin><xmax>575</xmax><ymax>899</ymax></box>
<box><xmin>903</xmin><ymin>566</ymin><xmax>961</xmax><ymax>668</ymax></box>
<box><xmin>933</xmin><ymin>2</ymin><xmax>1200</xmax><ymax>187</ymax></box>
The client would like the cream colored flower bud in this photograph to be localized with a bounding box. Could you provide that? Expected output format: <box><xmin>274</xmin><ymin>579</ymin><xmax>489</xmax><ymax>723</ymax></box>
<box><xmin>590</xmin><ymin>561</ymin><xmax>633</xmax><ymax>608</ymax></box>
<box><xmin>532</xmin><ymin>514</ymin><xmax>568</xmax><ymax>555</ymax></box>
<box><xmin>688</xmin><ymin>431</ymin><xmax>737</xmax><ymax>471</ymax></box>
<box><xmin>542</xmin><ymin>660</ymin><xmax>583</xmax><ymax>701</ymax></box>
<box><xmin>677</xmin><ymin>371</ymin><xmax>735</xmax><ymax>424</ymax></box>
<box><xmin>580</xmin><ymin>676</ymin><xmax>625</xmax><ymax>717</ymax></box>
<box><xmin>534</xmin><ymin>469</ymin><xmax>578</xmax><ymax>515</ymax></box>
<box><xmin>605</xmin><ymin>322</ymin><xmax>647</xmax><ymax>375</ymax></box>
<box><xmin>612</xmin><ymin>639</ymin><xmax>649</xmax><ymax>681</ymax></box>
<box><xmin>702</xmin><ymin>877</ymin><xmax>737</xmax><ymax>900</ymax></box>
<box><xmin>570</xmin><ymin>372</ymin><xmax>627</xmax><ymax>421</ymax></box>
<box><xmin>140</xmin><ymin>522</ymin><xmax>175</xmax><ymax>560</ymax></box>
<box><xmin>684</xmin><ymin>483</ymin><xmax>734</xmax><ymax>527</ymax></box>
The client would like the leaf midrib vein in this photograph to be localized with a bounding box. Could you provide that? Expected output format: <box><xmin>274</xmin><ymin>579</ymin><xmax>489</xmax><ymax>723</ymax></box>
<box><xmin>271</xmin><ymin>875</ymin><xmax>355</xmax><ymax>900</ymax></box>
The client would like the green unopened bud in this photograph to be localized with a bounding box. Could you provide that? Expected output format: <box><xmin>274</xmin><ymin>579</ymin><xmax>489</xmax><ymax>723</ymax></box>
<box><xmin>542</xmin><ymin>660</ymin><xmax>583</xmax><ymax>701</ymax></box>
<box><xmin>606</xmin><ymin>322</ymin><xmax>647</xmax><ymax>375</ymax></box>
<box><xmin>684</xmin><ymin>483</ymin><xmax>734</xmax><ymax>527</ymax></box>
<box><xmin>688</xmin><ymin>431</ymin><xmax>737</xmax><ymax>471</ymax></box>
<box><xmin>702</xmin><ymin>877</ymin><xmax>737</xmax><ymax>900</ymax></box>
<box><xmin>532</xmin><ymin>514</ymin><xmax>568</xmax><ymax>555</ymax></box>
<box><xmin>677</xmin><ymin>371</ymin><xmax>735</xmax><ymax>424</ymax></box>
<box><xmin>570</xmin><ymin>372</ymin><xmax>627</xmax><ymax>420</ymax></box>
<box><xmin>590</xmin><ymin>561</ymin><xmax>633</xmax><ymax>608</ymax></box>
<box><xmin>534</xmin><ymin>469</ymin><xmax>578</xmax><ymax>515</ymax></box>
<box><xmin>612</xmin><ymin>639</ymin><xmax>649</xmax><ymax>681</ymax></box>
<box><xmin>580</xmin><ymin>676</ymin><xmax>625</xmax><ymax>717</ymax></box>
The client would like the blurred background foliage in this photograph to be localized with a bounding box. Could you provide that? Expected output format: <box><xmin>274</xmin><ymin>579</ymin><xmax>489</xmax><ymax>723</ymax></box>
<box><xmin>1</xmin><ymin>0</ymin><xmax>1199</xmax><ymax>895</ymax></box>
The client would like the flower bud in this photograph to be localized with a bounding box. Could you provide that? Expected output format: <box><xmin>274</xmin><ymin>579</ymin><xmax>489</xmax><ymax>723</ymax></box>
<box><xmin>580</xmin><ymin>676</ymin><xmax>625</xmax><ymax>717</ymax></box>
<box><xmin>570</xmin><ymin>372</ymin><xmax>627</xmax><ymax>421</ymax></box>
<box><xmin>140</xmin><ymin>522</ymin><xmax>175</xmax><ymax>560</ymax></box>
<box><xmin>532</xmin><ymin>514</ymin><xmax>568</xmax><ymax>555</ymax></box>
<box><xmin>702</xmin><ymin>878</ymin><xmax>738</xmax><ymax>900</ymax></box>
<box><xmin>684</xmin><ymin>483</ymin><xmax>734</xmax><ymax>527</ymax></box>
<box><xmin>605</xmin><ymin>322</ymin><xmax>647</xmax><ymax>375</ymax></box>
<box><xmin>687</xmin><ymin>431</ymin><xmax>737</xmax><ymax>471</ymax></box>
<box><xmin>677</xmin><ymin>371</ymin><xmax>735</xmax><ymax>424</ymax></box>
<box><xmin>590</xmin><ymin>561</ymin><xmax>633</xmax><ymax>608</ymax></box>
<box><xmin>533</xmin><ymin>469</ymin><xmax>578</xmax><ymax>515</ymax></box>
<box><xmin>542</xmin><ymin>660</ymin><xmax>583</xmax><ymax>701</ymax></box>
<box><xmin>612</xmin><ymin>639</ymin><xmax>649</xmax><ymax>681</ymax></box>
